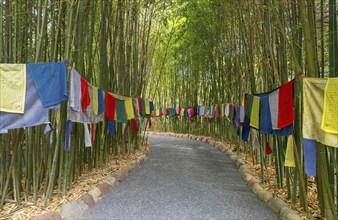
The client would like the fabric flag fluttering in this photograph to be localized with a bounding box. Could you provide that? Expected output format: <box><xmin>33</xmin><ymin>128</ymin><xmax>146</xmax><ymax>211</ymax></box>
<box><xmin>303</xmin><ymin>138</ymin><xmax>316</xmax><ymax>176</ymax></box>
<box><xmin>321</xmin><ymin>78</ymin><xmax>338</xmax><ymax>134</ymax></box>
<box><xmin>284</xmin><ymin>135</ymin><xmax>295</xmax><ymax>167</ymax></box>
<box><xmin>265</xmin><ymin>135</ymin><xmax>272</xmax><ymax>155</ymax></box>
<box><xmin>81</xmin><ymin>77</ymin><xmax>90</xmax><ymax>112</ymax></box>
<box><xmin>0</xmin><ymin>64</ymin><xmax>26</xmax><ymax>113</ymax></box>
<box><xmin>277</xmin><ymin>80</ymin><xmax>294</xmax><ymax>128</ymax></box>
<box><xmin>303</xmin><ymin>78</ymin><xmax>338</xmax><ymax>147</ymax></box>
<box><xmin>27</xmin><ymin>62</ymin><xmax>68</xmax><ymax>108</ymax></box>
<box><xmin>105</xmin><ymin>92</ymin><xmax>116</xmax><ymax>120</ymax></box>
<box><xmin>250</xmin><ymin>96</ymin><xmax>260</xmax><ymax>129</ymax></box>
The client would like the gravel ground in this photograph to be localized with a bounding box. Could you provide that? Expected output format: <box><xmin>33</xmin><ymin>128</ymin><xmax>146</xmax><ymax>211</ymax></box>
<box><xmin>81</xmin><ymin>134</ymin><xmax>278</xmax><ymax>219</ymax></box>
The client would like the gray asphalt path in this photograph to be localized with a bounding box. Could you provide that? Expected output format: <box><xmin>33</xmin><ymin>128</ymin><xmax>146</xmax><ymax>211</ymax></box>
<box><xmin>81</xmin><ymin>134</ymin><xmax>278</xmax><ymax>219</ymax></box>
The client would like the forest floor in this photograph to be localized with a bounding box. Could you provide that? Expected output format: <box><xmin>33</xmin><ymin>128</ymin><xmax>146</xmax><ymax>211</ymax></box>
<box><xmin>0</xmin><ymin>144</ymin><xmax>148</xmax><ymax>220</ymax></box>
<box><xmin>228</xmin><ymin>143</ymin><xmax>319</xmax><ymax>220</ymax></box>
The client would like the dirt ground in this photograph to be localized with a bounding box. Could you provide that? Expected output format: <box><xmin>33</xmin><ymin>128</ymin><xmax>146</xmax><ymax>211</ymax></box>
<box><xmin>0</xmin><ymin>144</ymin><xmax>148</xmax><ymax>220</ymax></box>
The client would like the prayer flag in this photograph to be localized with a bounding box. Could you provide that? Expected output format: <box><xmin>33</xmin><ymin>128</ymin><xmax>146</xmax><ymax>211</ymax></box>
<box><xmin>303</xmin><ymin>139</ymin><xmax>316</xmax><ymax>176</ymax></box>
<box><xmin>284</xmin><ymin>135</ymin><xmax>295</xmax><ymax>167</ymax></box>
<box><xmin>0</xmin><ymin>64</ymin><xmax>26</xmax><ymax>113</ymax></box>
<box><xmin>321</xmin><ymin>78</ymin><xmax>338</xmax><ymax>134</ymax></box>
<box><xmin>27</xmin><ymin>62</ymin><xmax>67</xmax><ymax>108</ymax></box>
<box><xmin>250</xmin><ymin>96</ymin><xmax>260</xmax><ymax>129</ymax></box>
<box><xmin>125</xmin><ymin>98</ymin><xmax>135</xmax><ymax>120</ymax></box>
<box><xmin>277</xmin><ymin>80</ymin><xmax>294</xmax><ymax>128</ymax></box>
<box><xmin>81</xmin><ymin>77</ymin><xmax>90</xmax><ymax>112</ymax></box>
<box><xmin>105</xmin><ymin>92</ymin><xmax>116</xmax><ymax>120</ymax></box>
<box><xmin>303</xmin><ymin>78</ymin><xmax>338</xmax><ymax>147</ymax></box>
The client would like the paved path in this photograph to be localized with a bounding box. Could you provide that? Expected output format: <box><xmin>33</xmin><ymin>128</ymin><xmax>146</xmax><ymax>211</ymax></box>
<box><xmin>81</xmin><ymin>134</ymin><xmax>277</xmax><ymax>219</ymax></box>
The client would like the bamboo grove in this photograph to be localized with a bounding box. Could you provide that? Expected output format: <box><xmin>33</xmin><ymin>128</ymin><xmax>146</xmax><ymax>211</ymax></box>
<box><xmin>0</xmin><ymin>0</ymin><xmax>337</xmax><ymax>219</ymax></box>
<box><xmin>148</xmin><ymin>0</ymin><xmax>338</xmax><ymax>219</ymax></box>
<box><xmin>0</xmin><ymin>0</ymin><xmax>166</xmax><ymax>210</ymax></box>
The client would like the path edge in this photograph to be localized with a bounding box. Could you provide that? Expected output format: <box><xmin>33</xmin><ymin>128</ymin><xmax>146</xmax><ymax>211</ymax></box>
<box><xmin>30</xmin><ymin>145</ymin><xmax>151</xmax><ymax>220</ymax></box>
<box><xmin>148</xmin><ymin>132</ymin><xmax>302</xmax><ymax>220</ymax></box>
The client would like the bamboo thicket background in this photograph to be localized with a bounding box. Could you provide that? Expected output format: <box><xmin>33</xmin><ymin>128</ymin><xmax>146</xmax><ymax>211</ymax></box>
<box><xmin>0</xmin><ymin>0</ymin><xmax>338</xmax><ymax>219</ymax></box>
<box><xmin>0</xmin><ymin>0</ymin><xmax>164</xmax><ymax>209</ymax></box>
<box><xmin>148</xmin><ymin>0</ymin><xmax>337</xmax><ymax>219</ymax></box>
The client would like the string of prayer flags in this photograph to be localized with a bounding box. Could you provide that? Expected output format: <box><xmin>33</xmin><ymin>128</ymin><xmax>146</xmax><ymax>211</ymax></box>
<box><xmin>242</xmin><ymin>116</ymin><xmax>251</xmax><ymax>142</ymax></box>
<box><xmin>81</xmin><ymin>77</ymin><xmax>90</xmax><ymax>112</ymax></box>
<box><xmin>0</xmin><ymin>72</ymin><xmax>53</xmax><ymax>130</ymax></box>
<box><xmin>269</xmin><ymin>90</ymin><xmax>279</xmax><ymax>130</ymax></box>
<box><xmin>27</xmin><ymin>62</ymin><xmax>68</xmax><ymax>108</ymax></box>
<box><xmin>265</xmin><ymin>135</ymin><xmax>272</xmax><ymax>155</ymax></box>
<box><xmin>303</xmin><ymin>78</ymin><xmax>338</xmax><ymax>147</ymax></box>
<box><xmin>321</xmin><ymin>78</ymin><xmax>338</xmax><ymax>134</ymax></box>
<box><xmin>68</xmin><ymin>83</ymin><xmax>104</xmax><ymax>124</ymax></box>
<box><xmin>107</xmin><ymin>120</ymin><xmax>115</xmax><ymax>137</ymax></box>
<box><xmin>84</xmin><ymin>123</ymin><xmax>92</xmax><ymax>147</ymax></box>
<box><xmin>199</xmin><ymin>106</ymin><xmax>205</xmax><ymax>116</ymax></box>
<box><xmin>0</xmin><ymin>64</ymin><xmax>26</xmax><ymax>113</ymax></box>
<box><xmin>125</xmin><ymin>98</ymin><xmax>135</xmax><ymax>120</ymax></box>
<box><xmin>239</xmin><ymin>106</ymin><xmax>245</xmax><ymax>124</ymax></box>
<box><xmin>69</xmin><ymin>68</ymin><xmax>82</xmax><ymax>112</ymax></box>
<box><xmin>250</xmin><ymin>96</ymin><xmax>260</xmax><ymax>129</ymax></box>
<box><xmin>225</xmin><ymin>103</ymin><xmax>230</xmax><ymax>116</ymax></box>
<box><xmin>258</xmin><ymin>93</ymin><xmax>293</xmax><ymax>136</ymax></box>
<box><xmin>150</xmin><ymin>101</ymin><xmax>155</xmax><ymax>113</ymax></box>
<box><xmin>284</xmin><ymin>135</ymin><xmax>296</xmax><ymax>167</ymax></box>
<box><xmin>215</xmin><ymin>105</ymin><xmax>219</xmax><ymax>118</ymax></box>
<box><xmin>277</xmin><ymin>80</ymin><xmax>294</xmax><ymax>128</ymax></box>
<box><xmin>116</xmin><ymin>99</ymin><xmax>127</xmax><ymax>123</ymax></box>
<box><xmin>303</xmin><ymin>139</ymin><xmax>316</xmax><ymax>176</ymax></box>
<box><xmin>145</xmin><ymin>99</ymin><xmax>151</xmax><ymax>115</ymax></box>
<box><xmin>131</xmin><ymin>118</ymin><xmax>138</xmax><ymax>132</ymax></box>
<box><xmin>97</xmin><ymin>88</ymin><xmax>105</xmax><ymax>114</ymax></box>
<box><xmin>105</xmin><ymin>92</ymin><xmax>116</xmax><ymax>120</ymax></box>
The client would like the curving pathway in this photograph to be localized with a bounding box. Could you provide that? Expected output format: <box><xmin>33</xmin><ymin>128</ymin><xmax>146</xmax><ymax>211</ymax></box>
<box><xmin>81</xmin><ymin>134</ymin><xmax>278</xmax><ymax>219</ymax></box>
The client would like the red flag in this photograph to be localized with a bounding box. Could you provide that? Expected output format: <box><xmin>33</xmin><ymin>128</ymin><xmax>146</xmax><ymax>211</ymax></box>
<box><xmin>232</xmin><ymin>106</ymin><xmax>237</xmax><ymax>122</ymax></box>
<box><xmin>277</xmin><ymin>80</ymin><xmax>294</xmax><ymax>128</ymax></box>
<box><xmin>138</xmin><ymin>96</ymin><xmax>142</xmax><ymax>114</ymax></box>
<box><xmin>215</xmin><ymin>105</ymin><xmax>219</xmax><ymax>118</ymax></box>
<box><xmin>244</xmin><ymin>94</ymin><xmax>248</xmax><ymax>111</ymax></box>
<box><xmin>131</xmin><ymin>118</ymin><xmax>138</xmax><ymax>132</ymax></box>
<box><xmin>91</xmin><ymin>123</ymin><xmax>95</xmax><ymax>144</ymax></box>
<box><xmin>105</xmin><ymin>92</ymin><xmax>116</xmax><ymax>120</ymax></box>
<box><xmin>190</xmin><ymin>107</ymin><xmax>195</xmax><ymax>117</ymax></box>
<box><xmin>265</xmin><ymin>135</ymin><xmax>272</xmax><ymax>155</ymax></box>
<box><xmin>80</xmin><ymin>77</ymin><xmax>90</xmax><ymax>112</ymax></box>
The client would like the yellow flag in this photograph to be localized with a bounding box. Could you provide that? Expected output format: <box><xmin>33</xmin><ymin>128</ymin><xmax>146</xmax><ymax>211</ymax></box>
<box><xmin>221</xmin><ymin>104</ymin><xmax>225</xmax><ymax>117</ymax></box>
<box><xmin>321</xmin><ymin>78</ymin><xmax>338</xmax><ymax>134</ymax></box>
<box><xmin>180</xmin><ymin>108</ymin><xmax>184</xmax><ymax>116</ymax></box>
<box><xmin>145</xmin><ymin>99</ymin><xmax>150</xmax><ymax>115</ymax></box>
<box><xmin>303</xmin><ymin>78</ymin><xmax>338</xmax><ymax>147</ymax></box>
<box><xmin>0</xmin><ymin>64</ymin><xmax>26</xmax><ymax>113</ymax></box>
<box><xmin>284</xmin><ymin>135</ymin><xmax>295</xmax><ymax>167</ymax></box>
<box><xmin>156</xmin><ymin>109</ymin><xmax>160</xmax><ymax>116</ymax></box>
<box><xmin>92</xmin><ymin>86</ymin><xmax>99</xmax><ymax>115</ymax></box>
<box><xmin>125</xmin><ymin>98</ymin><xmax>134</xmax><ymax>120</ymax></box>
<box><xmin>250</xmin><ymin>96</ymin><xmax>260</xmax><ymax>129</ymax></box>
